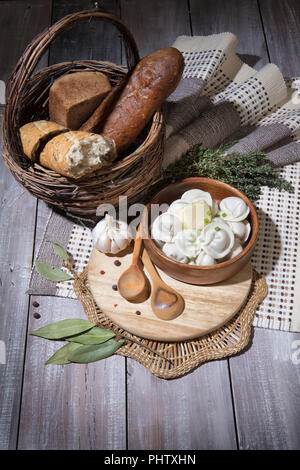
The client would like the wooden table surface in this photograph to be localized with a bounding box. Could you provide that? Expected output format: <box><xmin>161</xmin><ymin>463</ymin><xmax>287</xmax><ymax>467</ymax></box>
<box><xmin>0</xmin><ymin>0</ymin><xmax>300</xmax><ymax>450</ymax></box>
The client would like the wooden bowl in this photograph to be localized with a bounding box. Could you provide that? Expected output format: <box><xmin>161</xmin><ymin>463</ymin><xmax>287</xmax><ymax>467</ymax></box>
<box><xmin>141</xmin><ymin>177</ymin><xmax>259</xmax><ymax>285</ymax></box>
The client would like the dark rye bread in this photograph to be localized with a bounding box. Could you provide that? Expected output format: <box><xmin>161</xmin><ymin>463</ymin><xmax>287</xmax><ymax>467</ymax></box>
<box><xmin>81</xmin><ymin>47</ymin><xmax>184</xmax><ymax>154</ymax></box>
<box><xmin>49</xmin><ymin>71</ymin><xmax>112</xmax><ymax>130</ymax></box>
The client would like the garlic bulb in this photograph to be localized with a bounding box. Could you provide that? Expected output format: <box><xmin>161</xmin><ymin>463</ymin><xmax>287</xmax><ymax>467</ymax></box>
<box><xmin>162</xmin><ymin>242</ymin><xmax>189</xmax><ymax>264</ymax></box>
<box><xmin>201</xmin><ymin>221</ymin><xmax>234</xmax><ymax>259</ymax></box>
<box><xmin>174</xmin><ymin>229</ymin><xmax>202</xmax><ymax>259</ymax></box>
<box><xmin>151</xmin><ymin>212</ymin><xmax>181</xmax><ymax>243</ymax></box>
<box><xmin>92</xmin><ymin>214</ymin><xmax>133</xmax><ymax>254</ymax></box>
<box><xmin>219</xmin><ymin>197</ymin><xmax>249</xmax><ymax>222</ymax></box>
<box><xmin>194</xmin><ymin>251</ymin><xmax>216</xmax><ymax>266</ymax></box>
<box><xmin>227</xmin><ymin>220</ymin><xmax>251</xmax><ymax>243</ymax></box>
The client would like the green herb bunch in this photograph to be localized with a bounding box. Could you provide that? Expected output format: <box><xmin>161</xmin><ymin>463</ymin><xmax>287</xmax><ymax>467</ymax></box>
<box><xmin>158</xmin><ymin>143</ymin><xmax>294</xmax><ymax>201</ymax></box>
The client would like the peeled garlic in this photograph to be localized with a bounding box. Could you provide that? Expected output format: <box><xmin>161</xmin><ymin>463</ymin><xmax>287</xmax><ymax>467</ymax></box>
<box><xmin>92</xmin><ymin>214</ymin><xmax>133</xmax><ymax>254</ymax></box>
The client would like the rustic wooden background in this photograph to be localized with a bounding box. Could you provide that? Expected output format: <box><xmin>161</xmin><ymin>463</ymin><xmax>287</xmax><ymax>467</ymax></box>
<box><xmin>0</xmin><ymin>0</ymin><xmax>300</xmax><ymax>450</ymax></box>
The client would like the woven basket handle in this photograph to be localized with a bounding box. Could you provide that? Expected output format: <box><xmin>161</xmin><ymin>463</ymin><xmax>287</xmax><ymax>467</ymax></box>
<box><xmin>7</xmin><ymin>9</ymin><xmax>140</xmax><ymax>100</ymax></box>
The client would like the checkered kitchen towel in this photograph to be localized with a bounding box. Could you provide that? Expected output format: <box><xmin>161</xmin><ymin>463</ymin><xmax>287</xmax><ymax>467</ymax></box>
<box><xmin>28</xmin><ymin>33</ymin><xmax>300</xmax><ymax>333</ymax></box>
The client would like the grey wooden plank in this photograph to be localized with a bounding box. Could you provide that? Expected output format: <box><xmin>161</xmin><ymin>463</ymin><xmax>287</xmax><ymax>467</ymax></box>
<box><xmin>127</xmin><ymin>359</ymin><xmax>237</xmax><ymax>450</ymax></box>
<box><xmin>259</xmin><ymin>0</ymin><xmax>300</xmax><ymax>76</ymax></box>
<box><xmin>121</xmin><ymin>0</ymin><xmax>191</xmax><ymax>58</ymax></box>
<box><xmin>229</xmin><ymin>0</ymin><xmax>300</xmax><ymax>450</ymax></box>
<box><xmin>230</xmin><ymin>329</ymin><xmax>300</xmax><ymax>449</ymax></box>
<box><xmin>0</xmin><ymin>117</ymin><xmax>37</xmax><ymax>450</ymax></box>
<box><xmin>18</xmin><ymin>0</ymin><xmax>127</xmax><ymax>449</ymax></box>
<box><xmin>121</xmin><ymin>0</ymin><xmax>237</xmax><ymax>450</ymax></box>
<box><xmin>0</xmin><ymin>1</ymin><xmax>52</xmax><ymax>450</ymax></box>
<box><xmin>0</xmin><ymin>0</ymin><xmax>52</xmax><ymax>83</ymax></box>
<box><xmin>50</xmin><ymin>0</ymin><xmax>121</xmax><ymax>64</ymax></box>
<box><xmin>189</xmin><ymin>0</ymin><xmax>268</xmax><ymax>69</ymax></box>
<box><xmin>18</xmin><ymin>293</ymin><xmax>126</xmax><ymax>450</ymax></box>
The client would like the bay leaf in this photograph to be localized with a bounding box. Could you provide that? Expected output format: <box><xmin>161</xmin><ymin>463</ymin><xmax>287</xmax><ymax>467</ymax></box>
<box><xmin>45</xmin><ymin>342</ymin><xmax>82</xmax><ymax>365</ymax></box>
<box><xmin>30</xmin><ymin>318</ymin><xmax>96</xmax><ymax>340</ymax></box>
<box><xmin>50</xmin><ymin>242</ymin><xmax>70</xmax><ymax>262</ymax></box>
<box><xmin>35</xmin><ymin>261</ymin><xmax>73</xmax><ymax>282</ymax></box>
<box><xmin>68</xmin><ymin>338</ymin><xmax>124</xmax><ymax>364</ymax></box>
<box><xmin>68</xmin><ymin>327</ymin><xmax>116</xmax><ymax>345</ymax></box>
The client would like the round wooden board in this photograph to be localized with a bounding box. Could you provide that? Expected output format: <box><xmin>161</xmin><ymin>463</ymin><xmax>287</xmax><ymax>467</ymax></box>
<box><xmin>88</xmin><ymin>247</ymin><xmax>252</xmax><ymax>342</ymax></box>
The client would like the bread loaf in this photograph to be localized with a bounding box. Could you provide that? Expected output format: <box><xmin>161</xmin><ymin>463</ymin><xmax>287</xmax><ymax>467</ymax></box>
<box><xmin>20</xmin><ymin>120</ymin><xmax>68</xmax><ymax>161</ymax></box>
<box><xmin>39</xmin><ymin>131</ymin><xmax>116</xmax><ymax>179</ymax></box>
<box><xmin>81</xmin><ymin>47</ymin><xmax>184</xmax><ymax>154</ymax></box>
<box><xmin>49</xmin><ymin>71</ymin><xmax>112</xmax><ymax>130</ymax></box>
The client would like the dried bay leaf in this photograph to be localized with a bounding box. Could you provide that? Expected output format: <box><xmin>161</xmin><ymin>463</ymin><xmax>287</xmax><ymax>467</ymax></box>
<box><xmin>45</xmin><ymin>342</ymin><xmax>82</xmax><ymax>365</ymax></box>
<box><xmin>50</xmin><ymin>242</ymin><xmax>70</xmax><ymax>262</ymax></box>
<box><xmin>35</xmin><ymin>261</ymin><xmax>73</xmax><ymax>282</ymax></box>
<box><xmin>30</xmin><ymin>318</ymin><xmax>96</xmax><ymax>340</ymax></box>
<box><xmin>68</xmin><ymin>327</ymin><xmax>115</xmax><ymax>345</ymax></box>
<box><xmin>68</xmin><ymin>338</ymin><xmax>124</xmax><ymax>364</ymax></box>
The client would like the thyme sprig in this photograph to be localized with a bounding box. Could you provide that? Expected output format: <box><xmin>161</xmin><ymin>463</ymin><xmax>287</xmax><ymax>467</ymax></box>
<box><xmin>156</xmin><ymin>143</ymin><xmax>294</xmax><ymax>201</ymax></box>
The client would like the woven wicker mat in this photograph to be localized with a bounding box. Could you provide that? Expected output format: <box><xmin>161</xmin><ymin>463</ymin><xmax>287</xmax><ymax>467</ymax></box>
<box><xmin>73</xmin><ymin>268</ymin><xmax>267</xmax><ymax>379</ymax></box>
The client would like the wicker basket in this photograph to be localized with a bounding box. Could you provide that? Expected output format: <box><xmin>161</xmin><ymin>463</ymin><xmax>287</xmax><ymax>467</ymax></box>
<box><xmin>2</xmin><ymin>10</ymin><xmax>165</xmax><ymax>220</ymax></box>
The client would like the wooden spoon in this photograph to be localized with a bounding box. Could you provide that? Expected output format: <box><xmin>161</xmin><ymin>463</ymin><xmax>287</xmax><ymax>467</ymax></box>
<box><xmin>142</xmin><ymin>248</ymin><xmax>185</xmax><ymax>320</ymax></box>
<box><xmin>117</xmin><ymin>226</ymin><xmax>149</xmax><ymax>302</ymax></box>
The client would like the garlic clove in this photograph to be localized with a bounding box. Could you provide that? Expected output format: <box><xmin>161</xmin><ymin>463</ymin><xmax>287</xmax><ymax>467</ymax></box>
<box><xmin>96</xmin><ymin>232</ymin><xmax>112</xmax><ymax>253</ymax></box>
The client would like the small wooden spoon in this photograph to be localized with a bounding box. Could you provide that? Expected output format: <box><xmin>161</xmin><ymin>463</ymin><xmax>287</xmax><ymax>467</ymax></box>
<box><xmin>117</xmin><ymin>226</ymin><xmax>149</xmax><ymax>302</ymax></box>
<box><xmin>142</xmin><ymin>249</ymin><xmax>185</xmax><ymax>320</ymax></box>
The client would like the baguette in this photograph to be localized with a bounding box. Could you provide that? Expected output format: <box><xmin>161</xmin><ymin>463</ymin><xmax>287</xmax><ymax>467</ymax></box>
<box><xmin>49</xmin><ymin>71</ymin><xmax>112</xmax><ymax>130</ymax></box>
<box><xmin>39</xmin><ymin>131</ymin><xmax>116</xmax><ymax>179</ymax></box>
<box><xmin>20</xmin><ymin>120</ymin><xmax>68</xmax><ymax>161</ymax></box>
<box><xmin>81</xmin><ymin>47</ymin><xmax>184</xmax><ymax>154</ymax></box>
<box><xmin>80</xmin><ymin>72</ymin><xmax>130</xmax><ymax>134</ymax></box>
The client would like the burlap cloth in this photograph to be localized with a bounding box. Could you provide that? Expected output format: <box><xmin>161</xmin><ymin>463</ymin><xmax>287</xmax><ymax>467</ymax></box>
<box><xmin>73</xmin><ymin>268</ymin><xmax>267</xmax><ymax>379</ymax></box>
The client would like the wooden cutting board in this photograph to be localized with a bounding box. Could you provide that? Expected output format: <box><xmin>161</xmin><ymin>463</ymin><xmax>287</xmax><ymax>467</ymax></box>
<box><xmin>87</xmin><ymin>247</ymin><xmax>252</xmax><ymax>342</ymax></box>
